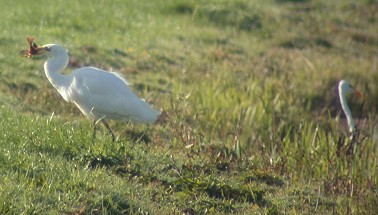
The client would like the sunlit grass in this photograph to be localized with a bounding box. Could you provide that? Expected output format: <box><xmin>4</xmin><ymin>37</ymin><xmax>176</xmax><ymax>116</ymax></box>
<box><xmin>0</xmin><ymin>0</ymin><xmax>377</xmax><ymax>214</ymax></box>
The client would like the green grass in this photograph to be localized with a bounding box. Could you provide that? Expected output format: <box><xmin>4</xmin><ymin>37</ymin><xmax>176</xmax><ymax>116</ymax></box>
<box><xmin>0</xmin><ymin>0</ymin><xmax>377</xmax><ymax>214</ymax></box>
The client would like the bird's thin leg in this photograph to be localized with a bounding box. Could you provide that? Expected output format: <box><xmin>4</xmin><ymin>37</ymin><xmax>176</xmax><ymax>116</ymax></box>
<box><xmin>102</xmin><ymin>120</ymin><xmax>115</xmax><ymax>142</ymax></box>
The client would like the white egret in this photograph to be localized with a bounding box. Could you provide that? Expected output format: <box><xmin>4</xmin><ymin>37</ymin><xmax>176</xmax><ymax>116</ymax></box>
<box><xmin>22</xmin><ymin>37</ymin><xmax>160</xmax><ymax>141</ymax></box>
<box><xmin>338</xmin><ymin>80</ymin><xmax>362</xmax><ymax>134</ymax></box>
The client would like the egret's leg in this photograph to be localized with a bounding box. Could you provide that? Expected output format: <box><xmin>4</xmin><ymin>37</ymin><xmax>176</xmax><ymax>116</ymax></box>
<box><xmin>102</xmin><ymin>120</ymin><xmax>115</xmax><ymax>142</ymax></box>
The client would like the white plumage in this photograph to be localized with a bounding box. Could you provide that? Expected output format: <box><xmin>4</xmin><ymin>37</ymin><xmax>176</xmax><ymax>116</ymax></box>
<box><xmin>338</xmin><ymin>80</ymin><xmax>362</xmax><ymax>134</ymax></box>
<box><xmin>28</xmin><ymin>42</ymin><xmax>159</xmax><ymax>141</ymax></box>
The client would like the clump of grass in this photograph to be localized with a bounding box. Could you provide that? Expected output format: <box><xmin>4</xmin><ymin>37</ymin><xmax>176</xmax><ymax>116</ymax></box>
<box><xmin>0</xmin><ymin>0</ymin><xmax>377</xmax><ymax>214</ymax></box>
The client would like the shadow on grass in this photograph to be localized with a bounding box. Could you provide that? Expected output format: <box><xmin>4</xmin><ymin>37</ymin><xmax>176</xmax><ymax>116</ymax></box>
<box><xmin>165</xmin><ymin>174</ymin><xmax>268</xmax><ymax>210</ymax></box>
<box><xmin>280</xmin><ymin>37</ymin><xmax>333</xmax><ymax>49</ymax></box>
<box><xmin>276</xmin><ymin>0</ymin><xmax>311</xmax><ymax>3</ymax></box>
<box><xmin>171</xmin><ymin>2</ymin><xmax>263</xmax><ymax>32</ymax></box>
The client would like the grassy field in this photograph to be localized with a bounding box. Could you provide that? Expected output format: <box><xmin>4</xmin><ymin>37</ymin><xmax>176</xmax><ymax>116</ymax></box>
<box><xmin>0</xmin><ymin>0</ymin><xmax>377</xmax><ymax>214</ymax></box>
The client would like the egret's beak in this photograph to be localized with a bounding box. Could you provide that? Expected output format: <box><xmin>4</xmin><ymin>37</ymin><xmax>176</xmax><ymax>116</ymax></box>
<box><xmin>352</xmin><ymin>86</ymin><xmax>363</xmax><ymax>97</ymax></box>
<box><xmin>20</xmin><ymin>37</ymin><xmax>46</xmax><ymax>58</ymax></box>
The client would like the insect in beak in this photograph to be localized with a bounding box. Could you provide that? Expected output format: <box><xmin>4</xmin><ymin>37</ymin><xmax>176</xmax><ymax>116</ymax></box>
<box><xmin>20</xmin><ymin>37</ymin><xmax>44</xmax><ymax>58</ymax></box>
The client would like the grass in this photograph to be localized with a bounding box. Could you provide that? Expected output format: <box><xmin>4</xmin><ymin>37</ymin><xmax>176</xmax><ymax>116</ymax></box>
<box><xmin>0</xmin><ymin>0</ymin><xmax>377</xmax><ymax>214</ymax></box>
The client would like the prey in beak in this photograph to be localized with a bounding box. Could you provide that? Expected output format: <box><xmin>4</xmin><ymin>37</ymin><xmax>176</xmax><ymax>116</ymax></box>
<box><xmin>20</xmin><ymin>37</ymin><xmax>45</xmax><ymax>58</ymax></box>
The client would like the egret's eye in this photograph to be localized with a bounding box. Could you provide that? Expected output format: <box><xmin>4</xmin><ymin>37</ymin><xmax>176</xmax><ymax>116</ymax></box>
<box><xmin>31</xmin><ymin>42</ymin><xmax>38</xmax><ymax>49</ymax></box>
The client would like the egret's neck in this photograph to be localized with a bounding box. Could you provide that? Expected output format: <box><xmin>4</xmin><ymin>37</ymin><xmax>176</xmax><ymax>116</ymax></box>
<box><xmin>339</xmin><ymin>85</ymin><xmax>355</xmax><ymax>133</ymax></box>
<box><xmin>44</xmin><ymin>53</ymin><xmax>70</xmax><ymax>92</ymax></box>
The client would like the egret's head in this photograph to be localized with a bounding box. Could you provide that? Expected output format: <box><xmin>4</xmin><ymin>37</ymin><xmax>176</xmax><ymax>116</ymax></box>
<box><xmin>21</xmin><ymin>37</ymin><xmax>67</xmax><ymax>58</ymax></box>
<box><xmin>339</xmin><ymin>80</ymin><xmax>362</xmax><ymax>97</ymax></box>
<box><xmin>40</xmin><ymin>44</ymin><xmax>68</xmax><ymax>57</ymax></box>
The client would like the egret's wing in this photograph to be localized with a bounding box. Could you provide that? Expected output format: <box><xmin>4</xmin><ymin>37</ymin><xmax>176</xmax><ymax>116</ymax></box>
<box><xmin>68</xmin><ymin>67</ymin><xmax>158</xmax><ymax>123</ymax></box>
